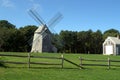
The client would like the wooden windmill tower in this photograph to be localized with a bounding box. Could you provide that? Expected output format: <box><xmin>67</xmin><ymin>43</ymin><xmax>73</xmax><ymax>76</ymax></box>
<box><xmin>28</xmin><ymin>9</ymin><xmax>63</xmax><ymax>53</ymax></box>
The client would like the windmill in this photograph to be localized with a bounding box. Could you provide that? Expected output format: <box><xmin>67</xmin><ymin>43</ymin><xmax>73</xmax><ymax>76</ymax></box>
<box><xmin>28</xmin><ymin>9</ymin><xmax>63</xmax><ymax>53</ymax></box>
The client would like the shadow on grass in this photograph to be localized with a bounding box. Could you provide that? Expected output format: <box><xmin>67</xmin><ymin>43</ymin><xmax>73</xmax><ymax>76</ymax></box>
<box><xmin>30</xmin><ymin>67</ymin><xmax>81</xmax><ymax>70</ymax></box>
<box><xmin>3</xmin><ymin>66</ymin><xmax>81</xmax><ymax>70</ymax></box>
<box><xmin>0</xmin><ymin>63</ymin><xmax>7</xmax><ymax>68</ymax></box>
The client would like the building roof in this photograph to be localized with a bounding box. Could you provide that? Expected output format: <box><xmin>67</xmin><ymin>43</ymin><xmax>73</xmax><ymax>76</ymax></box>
<box><xmin>104</xmin><ymin>36</ymin><xmax>120</xmax><ymax>44</ymax></box>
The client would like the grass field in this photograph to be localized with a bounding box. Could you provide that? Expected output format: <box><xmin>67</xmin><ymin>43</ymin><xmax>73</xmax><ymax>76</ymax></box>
<box><xmin>0</xmin><ymin>52</ymin><xmax>120</xmax><ymax>80</ymax></box>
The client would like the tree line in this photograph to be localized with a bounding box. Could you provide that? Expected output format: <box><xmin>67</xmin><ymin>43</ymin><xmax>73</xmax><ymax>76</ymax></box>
<box><xmin>0</xmin><ymin>20</ymin><xmax>119</xmax><ymax>54</ymax></box>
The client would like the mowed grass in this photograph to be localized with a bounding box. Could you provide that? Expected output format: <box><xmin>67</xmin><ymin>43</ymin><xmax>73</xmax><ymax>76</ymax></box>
<box><xmin>0</xmin><ymin>52</ymin><xmax>120</xmax><ymax>80</ymax></box>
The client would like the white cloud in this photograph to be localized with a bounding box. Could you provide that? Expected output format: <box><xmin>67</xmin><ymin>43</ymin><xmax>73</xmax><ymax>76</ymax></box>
<box><xmin>28</xmin><ymin>0</ymin><xmax>41</xmax><ymax>11</ymax></box>
<box><xmin>1</xmin><ymin>0</ymin><xmax>15</xmax><ymax>8</ymax></box>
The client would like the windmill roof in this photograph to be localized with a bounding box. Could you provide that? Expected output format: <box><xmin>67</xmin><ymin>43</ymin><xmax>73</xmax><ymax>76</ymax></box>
<box><xmin>35</xmin><ymin>25</ymin><xmax>49</xmax><ymax>33</ymax></box>
<box><xmin>106</xmin><ymin>36</ymin><xmax>120</xmax><ymax>44</ymax></box>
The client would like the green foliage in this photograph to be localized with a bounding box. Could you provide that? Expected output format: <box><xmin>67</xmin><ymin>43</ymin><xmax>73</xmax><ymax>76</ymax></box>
<box><xmin>0</xmin><ymin>20</ymin><xmax>15</xmax><ymax>29</ymax></box>
<box><xmin>0</xmin><ymin>20</ymin><xmax>120</xmax><ymax>54</ymax></box>
<box><xmin>19</xmin><ymin>25</ymin><xmax>37</xmax><ymax>51</ymax></box>
<box><xmin>58</xmin><ymin>30</ymin><xmax>103</xmax><ymax>54</ymax></box>
<box><xmin>59</xmin><ymin>30</ymin><xmax>77</xmax><ymax>53</ymax></box>
<box><xmin>103</xmin><ymin>29</ymin><xmax>119</xmax><ymax>39</ymax></box>
<box><xmin>0</xmin><ymin>20</ymin><xmax>37</xmax><ymax>52</ymax></box>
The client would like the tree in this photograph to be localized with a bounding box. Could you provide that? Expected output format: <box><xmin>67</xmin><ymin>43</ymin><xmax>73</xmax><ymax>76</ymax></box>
<box><xmin>52</xmin><ymin>33</ymin><xmax>63</xmax><ymax>52</ymax></box>
<box><xmin>77</xmin><ymin>31</ymin><xmax>86</xmax><ymax>53</ymax></box>
<box><xmin>70</xmin><ymin>31</ymin><xmax>77</xmax><ymax>53</ymax></box>
<box><xmin>0</xmin><ymin>20</ymin><xmax>38</xmax><ymax>52</ymax></box>
<box><xmin>19</xmin><ymin>25</ymin><xmax>37</xmax><ymax>52</ymax></box>
<box><xmin>0</xmin><ymin>20</ymin><xmax>15</xmax><ymax>29</ymax></box>
<box><xmin>0</xmin><ymin>28</ymin><xmax>5</xmax><ymax>51</ymax></box>
<box><xmin>103</xmin><ymin>29</ymin><xmax>119</xmax><ymax>40</ymax></box>
<box><xmin>90</xmin><ymin>30</ymin><xmax>103</xmax><ymax>54</ymax></box>
<box><xmin>0</xmin><ymin>20</ymin><xmax>16</xmax><ymax>51</ymax></box>
<box><xmin>0</xmin><ymin>20</ymin><xmax>119</xmax><ymax>54</ymax></box>
<box><xmin>59</xmin><ymin>30</ymin><xmax>70</xmax><ymax>53</ymax></box>
<box><xmin>59</xmin><ymin>30</ymin><xmax>78</xmax><ymax>53</ymax></box>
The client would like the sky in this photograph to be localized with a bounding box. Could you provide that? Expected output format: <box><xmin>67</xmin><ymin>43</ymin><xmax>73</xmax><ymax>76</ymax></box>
<box><xmin>0</xmin><ymin>0</ymin><xmax>120</xmax><ymax>33</ymax></box>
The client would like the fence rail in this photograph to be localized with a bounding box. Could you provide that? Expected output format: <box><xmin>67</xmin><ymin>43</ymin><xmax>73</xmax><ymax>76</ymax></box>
<box><xmin>0</xmin><ymin>54</ymin><xmax>28</xmax><ymax>58</ymax></box>
<box><xmin>0</xmin><ymin>53</ymin><xmax>83</xmax><ymax>69</ymax></box>
<box><xmin>2</xmin><ymin>53</ymin><xmax>119</xmax><ymax>69</ymax></box>
<box><xmin>0</xmin><ymin>54</ymin><xmax>61</xmax><ymax>59</ymax></box>
<box><xmin>79</xmin><ymin>57</ymin><xmax>120</xmax><ymax>69</ymax></box>
<box><xmin>0</xmin><ymin>53</ymin><xmax>64</xmax><ymax>68</ymax></box>
<box><xmin>0</xmin><ymin>60</ymin><xmax>28</xmax><ymax>64</ymax></box>
<box><xmin>82</xmin><ymin>59</ymin><xmax>107</xmax><ymax>62</ymax></box>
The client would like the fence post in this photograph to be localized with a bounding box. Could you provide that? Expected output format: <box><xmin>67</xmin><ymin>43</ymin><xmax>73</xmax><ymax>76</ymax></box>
<box><xmin>28</xmin><ymin>53</ymin><xmax>31</xmax><ymax>68</ymax></box>
<box><xmin>61</xmin><ymin>54</ymin><xmax>64</xmax><ymax>68</ymax></box>
<box><xmin>79</xmin><ymin>57</ymin><xmax>82</xmax><ymax>67</ymax></box>
<box><xmin>108</xmin><ymin>57</ymin><xmax>110</xmax><ymax>69</ymax></box>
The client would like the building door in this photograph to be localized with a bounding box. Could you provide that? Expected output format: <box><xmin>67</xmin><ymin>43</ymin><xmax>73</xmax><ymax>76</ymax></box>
<box><xmin>105</xmin><ymin>45</ymin><xmax>113</xmax><ymax>55</ymax></box>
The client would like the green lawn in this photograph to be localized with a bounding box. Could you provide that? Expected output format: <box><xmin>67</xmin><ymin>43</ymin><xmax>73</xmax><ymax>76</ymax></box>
<box><xmin>0</xmin><ymin>52</ymin><xmax>120</xmax><ymax>80</ymax></box>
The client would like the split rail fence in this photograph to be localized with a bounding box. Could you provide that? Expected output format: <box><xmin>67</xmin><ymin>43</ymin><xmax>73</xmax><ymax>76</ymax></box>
<box><xmin>1</xmin><ymin>53</ymin><xmax>120</xmax><ymax>69</ymax></box>
<box><xmin>0</xmin><ymin>53</ymin><xmax>64</xmax><ymax>68</ymax></box>
<box><xmin>0</xmin><ymin>53</ymin><xmax>83</xmax><ymax>69</ymax></box>
<box><xmin>79</xmin><ymin>57</ymin><xmax>120</xmax><ymax>69</ymax></box>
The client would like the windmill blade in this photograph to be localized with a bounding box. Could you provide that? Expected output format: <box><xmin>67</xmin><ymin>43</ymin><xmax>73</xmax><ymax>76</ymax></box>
<box><xmin>38</xmin><ymin>27</ymin><xmax>48</xmax><ymax>38</ymax></box>
<box><xmin>27</xmin><ymin>27</ymin><xmax>48</xmax><ymax>46</ymax></box>
<box><xmin>47</xmin><ymin>12</ymin><xmax>63</xmax><ymax>33</ymax></box>
<box><xmin>28</xmin><ymin>9</ymin><xmax>45</xmax><ymax>25</ymax></box>
<box><xmin>33</xmin><ymin>10</ymin><xmax>46</xmax><ymax>24</ymax></box>
<box><xmin>41</xmin><ymin>31</ymin><xmax>47</xmax><ymax>38</ymax></box>
<box><xmin>32</xmin><ymin>29</ymin><xmax>48</xmax><ymax>43</ymax></box>
<box><xmin>27</xmin><ymin>36</ymin><xmax>33</xmax><ymax>46</ymax></box>
<box><xmin>30</xmin><ymin>33</ymin><xmax>44</xmax><ymax>46</ymax></box>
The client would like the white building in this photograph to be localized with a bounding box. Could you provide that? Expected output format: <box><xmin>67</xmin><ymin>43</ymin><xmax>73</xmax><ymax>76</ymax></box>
<box><xmin>103</xmin><ymin>36</ymin><xmax>120</xmax><ymax>55</ymax></box>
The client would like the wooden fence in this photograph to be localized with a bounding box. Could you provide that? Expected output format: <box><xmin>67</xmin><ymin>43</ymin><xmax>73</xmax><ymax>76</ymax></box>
<box><xmin>3</xmin><ymin>53</ymin><xmax>119</xmax><ymax>69</ymax></box>
<box><xmin>0</xmin><ymin>53</ymin><xmax>83</xmax><ymax>69</ymax></box>
<box><xmin>0</xmin><ymin>53</ymin><xmax>63</xmax><ymax>68</ymax></box>
<box><xmin>79</xmin><ymin>57</ymin><xmax>120</xmax><ymax>69</ymax></box>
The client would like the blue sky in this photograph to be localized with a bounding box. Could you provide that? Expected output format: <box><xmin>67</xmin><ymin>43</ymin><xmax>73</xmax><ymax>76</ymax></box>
<box><xmin>0</xmin><ymin>0</ymin><xmax>120</xmax><ymax>33</ymax></box>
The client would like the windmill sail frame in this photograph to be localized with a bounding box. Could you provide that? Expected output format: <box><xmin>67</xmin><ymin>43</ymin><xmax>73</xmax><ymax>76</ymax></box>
<box><xmin>28</xmin><ymin>9</ymin><xmax>62</xmax><ymax>53</ymax></box>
